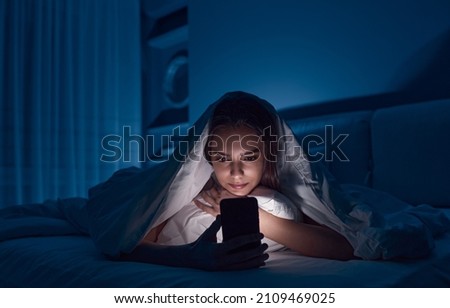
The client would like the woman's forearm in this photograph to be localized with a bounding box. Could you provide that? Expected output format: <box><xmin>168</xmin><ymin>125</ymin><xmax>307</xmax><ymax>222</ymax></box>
<box><xmin>259</xmin><ymin>209</ymin><xmax>355</xmax><ymax>260</ymax></box>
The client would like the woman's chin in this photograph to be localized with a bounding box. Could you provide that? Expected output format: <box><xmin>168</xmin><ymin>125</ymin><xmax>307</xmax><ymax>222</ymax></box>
<box><xmin>226</xmin><ymin>188</ymin><xmax>252</xmax><ymax>197</ymax></box>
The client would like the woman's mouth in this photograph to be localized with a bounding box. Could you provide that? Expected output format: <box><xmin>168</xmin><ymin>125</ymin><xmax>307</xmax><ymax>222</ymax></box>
<box><xmin>228</xmin><ymin>183</ymin><xmax>249</xmax><ymax>190</ymax></box>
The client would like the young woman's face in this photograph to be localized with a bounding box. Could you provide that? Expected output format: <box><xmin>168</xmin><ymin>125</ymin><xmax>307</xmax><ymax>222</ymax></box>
<box><xmin>208</xmin><ymin>125</ymin><xmax>265</xmax><ymax>196</ymax></box>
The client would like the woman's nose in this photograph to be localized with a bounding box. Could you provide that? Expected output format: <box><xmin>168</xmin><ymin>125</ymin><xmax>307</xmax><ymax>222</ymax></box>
<box><xmin>229</xmin><ymin>161</ymin><xmax>243</xmax><ymax>176</ymax></box>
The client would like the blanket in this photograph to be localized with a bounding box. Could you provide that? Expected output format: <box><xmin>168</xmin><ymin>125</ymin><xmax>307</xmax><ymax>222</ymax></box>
<box><xmin>1</xmin><ymin>91</ymin><xmax>449</xmax><ymax>260</ymax></box>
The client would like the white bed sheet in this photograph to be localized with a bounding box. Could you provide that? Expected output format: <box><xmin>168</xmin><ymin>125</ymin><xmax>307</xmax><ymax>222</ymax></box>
<box><xmin>1</xmin><ymin>219</ymin><xmax>449</xmax><ymax>288</ymax></box>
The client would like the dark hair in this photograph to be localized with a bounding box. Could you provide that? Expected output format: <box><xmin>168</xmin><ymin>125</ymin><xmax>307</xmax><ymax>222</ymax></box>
<box><xmin>204</xmin><ymin>92</ymin><xmax>279</xmax><ymax>191</ymax></box>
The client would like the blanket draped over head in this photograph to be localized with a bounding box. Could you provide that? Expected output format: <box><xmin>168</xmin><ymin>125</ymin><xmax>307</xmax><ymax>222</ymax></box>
<box><xmin>86</xmin><ymin>91</ymin><xmax>449</xmax><ymax>259</ymax></box>
<box><xmin>1</xmin><ymin>91</ymin><xmax>448</xmax><ymax>260</ymax></box>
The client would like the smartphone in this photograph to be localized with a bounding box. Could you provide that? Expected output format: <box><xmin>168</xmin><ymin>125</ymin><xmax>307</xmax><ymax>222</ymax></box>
<box><xmin>220</xmin><ymin>197</ymin><xmax>260</xmax><ymax>251</ymax></box>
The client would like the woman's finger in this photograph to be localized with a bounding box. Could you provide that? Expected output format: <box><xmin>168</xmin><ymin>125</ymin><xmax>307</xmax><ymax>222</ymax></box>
<box><xmin>190</xmin><ymin>215</ymin><xmax>221</xmax><ymax>247</ymax></box>
<box><xmin>200</xmin><ymin>215</ymin><xmax>221</xmax><ymax>240</ymax></box>
<box><xmin>222</xmin><ymin>253</ymin><xmax>269</xmax><ymax>271</ymax></box>
<box><xmin>194</xmin><ymin>199</ymin><xmax>219</xmax><ymax>216</ymax></box>
<box><xmin>216</xmin><ymin>242</ymin><xmax>269</xmax><ymax>269</ymax></box>
<box><xmin>209</xmin><ymin>186</ymin><xmax>221</xmax><ymax>200</ymax></box>
<box><xmin>200</xmin><ymin>190</ymin><xmax>219</xmax><ymax>208</ymax></box>
<box><xmin>215</xmin><ymin>233</ymin><xmax>267</xmax><ymax>257</ymax></box>
<box><xmin>218</xmin><ymin>233</ymin><xmax>265</xmax><ymax>253</ymax></box>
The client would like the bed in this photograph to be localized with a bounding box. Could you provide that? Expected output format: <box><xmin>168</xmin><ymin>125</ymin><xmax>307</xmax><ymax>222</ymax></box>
<box><xmin>1</xmin><ymin>214</ymin><xmax>450</xmax><ymax>288</ymax></box>
<box><xmin>1</xmin><ymin>97</ymin><xmax>450</xmax><ymax>288</ymax></box>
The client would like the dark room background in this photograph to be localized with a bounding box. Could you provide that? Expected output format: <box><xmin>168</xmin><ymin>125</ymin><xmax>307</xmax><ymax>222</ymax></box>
<box><xmin>1</xmin><ymin>0</ymin><xmax>449</xmax><ymax>207</ymax></box>
<box><xmin>189</xmin><ymin>0</ymin><xmax>450</xmax><ymax>118</ymax></box>
<box><xmin>0</xmin><ymin>0</ymin><xmax>142</xmax><ymax>206</ymax></box>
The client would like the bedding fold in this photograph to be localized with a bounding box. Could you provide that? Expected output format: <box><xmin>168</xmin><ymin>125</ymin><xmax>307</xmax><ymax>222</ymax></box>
<box><xmin>0</xmin><ymin>198</ymin><xmax>88</xmax><ymax>241</ymax></box>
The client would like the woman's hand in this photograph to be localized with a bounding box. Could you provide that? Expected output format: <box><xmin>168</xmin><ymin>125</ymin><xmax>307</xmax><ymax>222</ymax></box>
<box><xmin>194</xmin><ymin>186</ymin><xmax>236</xmax><ymax>216</ymax></box>
<box><xmin>121</xmin><ymin>216</ymin><xmax>268</xmax><ymax>271</ymax></box>
<box><xmin>184</xmin><ymin>215</ymin><xmax>269</xmax><ymax>271</ymax></box>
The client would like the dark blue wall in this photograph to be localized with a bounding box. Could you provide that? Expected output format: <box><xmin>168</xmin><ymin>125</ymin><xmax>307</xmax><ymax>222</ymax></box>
<box><xmin>189</xmin><ymin>0</ymin><xmax>450</xmax><ymax>121</ymax></box>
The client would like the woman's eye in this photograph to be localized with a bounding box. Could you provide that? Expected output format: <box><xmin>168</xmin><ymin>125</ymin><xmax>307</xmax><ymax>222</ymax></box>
<box><xmin>242</xmin><ymin>155</ymin><xmax>258</xmax><ymax>161</ymax></box>
<box><xmin>213</xmin><ymin>155</ymin><xmax>227</xmax><ymax>162</ymax></box>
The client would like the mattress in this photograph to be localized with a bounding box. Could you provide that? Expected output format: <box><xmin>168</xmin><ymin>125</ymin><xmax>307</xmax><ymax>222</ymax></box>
<box><xmin>1</xmin><ymin>210</ymin><xmax>450</xmax><ymax>288</ymax></box>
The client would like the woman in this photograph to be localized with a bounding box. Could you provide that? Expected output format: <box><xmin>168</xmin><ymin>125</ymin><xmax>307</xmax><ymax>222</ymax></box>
<box><xmin>118</xmin><ymin>91</ymin><xmax>353</xmax><ymax>270</ymax></box>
